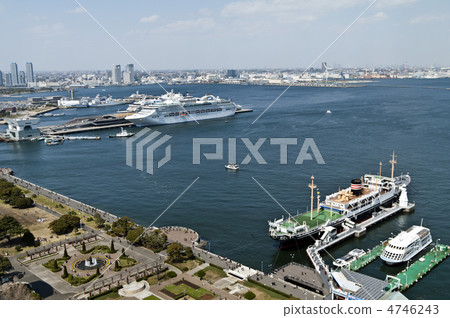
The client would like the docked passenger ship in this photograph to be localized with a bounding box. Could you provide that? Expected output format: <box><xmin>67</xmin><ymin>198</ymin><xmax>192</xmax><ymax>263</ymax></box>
<box><xmin>380</xmin><ymin>225</ymin><xmax>432</xmax><ymax>265</ymax></box>
<box><xmin>268</xmin><ymin>153</ymin><xmax>411</xmax><ymax>246</ymax></box>
<box><xmin>125</xmin><ymin>91</ymin><xmax>238</xmax><ymax>126</ymax></box>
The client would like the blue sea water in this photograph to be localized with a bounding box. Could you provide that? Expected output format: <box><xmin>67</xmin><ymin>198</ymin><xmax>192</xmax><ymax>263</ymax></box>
<box><xmin>1</xmin><ymin>79</ymin><xmax>449</xmax><ymax>299</ymax></box>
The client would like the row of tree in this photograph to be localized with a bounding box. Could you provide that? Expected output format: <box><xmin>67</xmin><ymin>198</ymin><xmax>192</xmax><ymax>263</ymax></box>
<box><xmin>0</xmin><ymin>179</ymin><xmax>33</xmax><ymax>209</ymax></box>
<box><xmin>0</xmin><ymin>216</ymin><xmax>36</xmax><ymax>246</ymax></box>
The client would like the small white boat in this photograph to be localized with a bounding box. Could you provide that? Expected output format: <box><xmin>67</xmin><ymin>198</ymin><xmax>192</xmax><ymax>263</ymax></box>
<box><xmin>109</xmin><ymin>127</ymin><xmax>135</xmax><ymax>138</ymax></box>
<box><xmin>333</xmin><ymin>248</ymin><xmax>366</xmax><ymax>268</ymax></box>
<box><xmin>45</xmin><ymin>136</ymin><xmax>64</xmax><ymax>146</ymax></box>
<box><xmin>225</xmin><ymin>163</ymin><xmax>239</xmax><ymax>171</ymax></box>
<box><xmin>380</xmin><ymin>225</ymin><xmax>432</xmax><ymax>265</ymax></box>
<box><xmin>326</xmin><ymin>110</ymin><xmax>332</xmax><ymax>114</ymax></box>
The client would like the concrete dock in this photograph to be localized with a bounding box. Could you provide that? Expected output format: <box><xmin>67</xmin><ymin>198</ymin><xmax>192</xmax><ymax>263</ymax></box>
<box><xmin>387</xmin><ymin>244</ymin><xmax>450</xmax><ymax>292</ymax></box>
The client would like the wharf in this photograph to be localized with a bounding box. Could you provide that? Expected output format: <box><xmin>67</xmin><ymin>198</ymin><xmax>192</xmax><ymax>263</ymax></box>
<box><xmin>387</xmin><ymin>244</ymin><xmax>450</xmax><ymax>292</ymax></box>
<box><xmin>41</xmin><ymin>122</ymin><xmax>134</xmax><ymax>135</ymax></box>
<box><xmin>315</xmin><ymin>203</ymin><xmax>409</xmax><ymax>253</ymax></box>
<box><xmin>348</xmin><ymin>240</ymin><xmax>387</xmax><ymax>271</ymax></box>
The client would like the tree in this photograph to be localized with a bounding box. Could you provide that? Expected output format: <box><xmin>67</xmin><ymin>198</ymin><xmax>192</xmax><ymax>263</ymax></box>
<box><xmin>96</xmin><ymin>267</ymin><xmax>100</xmax><ymax>276</ymax></box>
<box><xmin>166</xmin><ymin>243</ymin><xmax>183</xmax><ymax>263</ymax></box>
<box><xmin>140</xmin><ymin>230</ymin><xmax>167</xmax><ymax>252</ymax></box>
<box><xmin>111</xmin><ymin>217</ymin><xmax>134</xmax><ymax>237</ymax></box>
<box><xmin>244</xmin><ymin>291</ymin><xmax>256</xmax><ymax>300</ymax></box>
<box><xmin>48</xmin><ymin>214</ymin><xmax>80</xmax><ymax>235</ymax></box>
<box><xmin>93</xmin><ymin>213</ymin><xmax>105</xmax><ymax>228</ymax></box>
<box><xmin>11</xmin><ymin>197</ymin><xmax>33</xmax><ymax>209</ymax></box>
<box><xmin>196</xmin><ymin>270</ymin><xmax>206</xmax><ymax>279</ymax></box>
<box><xmin>126</xmin><ymin>227</ymin><xmax>144</xmax><ymax>243</ymax></box>
<box><xmin>110</xmin><ymin>240</ymin><xmax>116</xmax><ymax>253</ymax></box>
<box><xmin>82</xmin><ymin>241</ymin><xmax>86</xmax><ymax>253</ymax></box>
<box><xmin>103</xmin><ymin>224</ymin><xmax>111</xmax><ymax>232</ymax></box>
<box><xmin>63</xmin><ymin>247</ymin><xmax>69</xmax><ymax>259</ymax></box>
<box><xmin>62</xmin><ymin>265</ymin><xmax>68</xmax><ymax>279</ymax></box>
<box><xmin>52</xmin><ymin>259</ymin><xmax>58</xmax><ymax>271</ymax></box>
<box><xmin>114</xmin><ymin>261</ymin><xmax>120</xmax><ymax>271</ymax></box>
<box><xmin>0</xmin><ymin>216</ymin><xmax>24</xmax><ymax>242</ymax></box>
<box><xmin>184</xmin><ymin>247</ymin><xmax>194</xmax><ymax>260</ymax></box>
<box><xmin>0</xmin><ymin>255</ymin><xmax>12</xmax><ymax>274</ymax></box>
<box><xmin>21</xmin><ymin>229</ymin><xmax>35</xmax><ymax>246</ymax></box>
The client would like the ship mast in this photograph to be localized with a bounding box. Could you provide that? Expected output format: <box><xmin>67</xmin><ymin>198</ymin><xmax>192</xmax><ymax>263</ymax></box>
<box><xmin>316</xmin><ymin>191</ymin><xmax>320</xmax><ymax>219</ymax></box>
<box><xmin>309</xmin><ymin>176</ymin><xmax>317</xmax><ymax>220</ymax></box>
<box><xmin>377</xmin><ymin>162</ymin><xmax>382</xmax><ymax>191</ymax></box>
<box><xmin>389</xmin><ymin>151</ymin><xmax>397</xmax><ymax>179</ymax></box>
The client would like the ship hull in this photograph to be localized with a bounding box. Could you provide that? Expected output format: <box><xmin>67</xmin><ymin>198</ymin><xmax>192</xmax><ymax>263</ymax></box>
<box><xmin>127</xmin><ymin>103</ymin><xmax>236</xmax><ymax>126</ymax></box>
<box><xmin>273</xmin><ymin>194</ymin><xmax>398</xmax><ymax>249</ymax></box>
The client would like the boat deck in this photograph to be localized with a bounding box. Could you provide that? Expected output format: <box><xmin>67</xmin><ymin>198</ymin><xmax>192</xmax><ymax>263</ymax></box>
<box><xmin>387</xmin><ymin>244</ymin><xmax>450</xmax><ymax>291</ymax></box>
<box><xmin>279</xmin><ymin>208</ymin><xmax>342</xmax><ymax>231</ymax></box>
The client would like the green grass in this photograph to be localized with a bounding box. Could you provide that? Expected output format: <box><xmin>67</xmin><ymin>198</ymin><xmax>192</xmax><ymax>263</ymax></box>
<box><xmin>164</xmin><ymin>283</ymin><xmax>214</xmax><ymax>300</ymax></box>
<box><xmin>146</xmin><ymin>269</ymin><xmax>172</xmax><ymax>285</ymax></box>
<box><xmin>144</xmin><ymin>295</ymin><xmax>160</xmax><ymax>300</ymax></box>
<box><xmin>80</xmin><ymin>245</ymin><xmax>116</xmax><ymax>255</ymax></box>
<box><xmin>195</xmin><ymin>266</ymin><xmax>227</xmax><ymax>283</ymax></box>
<box><xmin>64</xmin><ymin>273</ymin><xmax>98</xmax><ymax>286</ymax></box>
<box><xmin>243</xmin><ymin>281</ymin><xmax>294</xmax><ymax>300</ymax></box>
<box><xmin>169</xmin><ymin>258</ymin><xmax>203</xmax><ymax>272</ymax></box>
<box><xmin>42</xmin><ymin>258</ymin><xmax>69</xmax><ymax>272</ymax></box>
<box><xmin>278</xmin><ymin>208</ymin><xmax>342</xmax><ymax>231</ymax></box>
<box><xmin>91</xmin><ymin>291</ymin><xmax>121</xmax><ymax>300</ymax></box>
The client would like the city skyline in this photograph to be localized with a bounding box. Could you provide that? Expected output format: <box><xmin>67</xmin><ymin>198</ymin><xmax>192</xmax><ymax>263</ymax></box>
<box><xmin>0</xmin><ymin>1</ymin><xmax>449</xmax><ymax>71</ymax></box>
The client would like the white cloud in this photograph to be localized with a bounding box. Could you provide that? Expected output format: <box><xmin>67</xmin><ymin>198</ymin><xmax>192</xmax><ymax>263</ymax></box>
<box><xmin>150</xmin><ymin>17</ymin><xmax>215</xmax><ymax>33</ymax></box>
<box><xmin>410</xmin><ymin>14</ymin><xmax>447</xmax><ymax>24</ymax></box>
<box><xmin>67</xmin><ymin>7</ymin><xmax>85</xmax><ymax>14</ymax></box>
<box><xmin>360</xmin><ymin>12</ymin><xmax>387</xmax><ymax>24</ymax></box>
<box><xmin>139</xmin><ymin>15</ymin><xmax>159</xmax><ymax>23</ymax></box>
<box><xmin>375</xmin><ymin>0</ymin><xmax>416</xmax><ymax>8</ymax></box>
<box><xmin>222</xmin><ymin>0</ymin><xmax>360</xmax><ymax>18</ymax></box>
<box><xmin>29</xmin><ymin>23</ymin><xmax>67</xmax><ymax>38</ymax></box>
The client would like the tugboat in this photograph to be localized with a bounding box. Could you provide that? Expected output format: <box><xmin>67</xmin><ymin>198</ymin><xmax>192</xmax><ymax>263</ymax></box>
<box><xmin>109</xmin><ymin>127</ymin><xmax>135</xmax><ymax>138</ymax></box>
<box><xmin>225</xmin><ymin>163</ymin><xmax>239</xmax><ymax>171</ymax></box>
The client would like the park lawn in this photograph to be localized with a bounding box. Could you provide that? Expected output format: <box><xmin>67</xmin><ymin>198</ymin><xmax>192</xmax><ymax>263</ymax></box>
<box><xmin>243</xmin><ymin>281</ymin><xmax>293</xmax><ymax>300</ymax></box>
<box><xmin>171</xmin><ymin>258</ymin><xmax>203</xmax><ymax>272</ymax></box>
<box><xmin>195</xmin><ymin>266</ymin><xmax>227</xmax><ymax>283</ymax></box>
<box><xmin>25</xmin><ymin>192</ymin><xmax>107</xmax><ymax>230</ymax></box>
<box><xmin>91</xmin><ymin>290</ymin><xmax>121</xmax><ymax>300</ymax></box>
<box><xmin>164</xmin><ymin>283</ymin><xmax>214</xmax><ymax>300</ymax></box>
<box><xmin>119</xmin><ymin>256</ymin><xmax>138</xmax><ymax>268</ymax></box>
<box><xmin>144</xmin><ymin>295</ymin><xmax>160</xmax><ymax>300</ymax></box>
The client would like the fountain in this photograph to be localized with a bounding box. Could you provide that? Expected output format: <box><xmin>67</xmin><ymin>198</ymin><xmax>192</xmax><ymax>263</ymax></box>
<box><xmin>72</xmin><ymin>255</ymin><xmax>109</xmax><ymax>271</ymax></box>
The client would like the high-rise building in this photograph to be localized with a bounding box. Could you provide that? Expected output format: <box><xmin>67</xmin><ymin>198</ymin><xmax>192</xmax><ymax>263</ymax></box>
<box><xmin>5</xmin><ymin>73</ymin><xmax>12</xmax><ymax>87</ymax></box>
<box><xmin>10</xmin><ymin>63</ymin><xmax>19</xmax><ymax>86</ymax></box>
<box><xmin>126</xmin><ymin>64</ymin><xmax>134</xmax><ymax>80</ymax></box>
<box><xmin>123</xmin><ymin>71</ymin><xmax>132</xmax><ymax>84</ymax></box>
<box><xmin>19</xmin><ymin>71</ymin><xmax>26</xmax><ymax>86</ymax></box>
<box><xmin>25</xmin><ymin>62</ymin><xmax>34</xmax><ymax>83</ymax></box>
<box><xmin>226</xmin><ymin>69</ymin><xmax>238</xmax><ymax>78</ymax></box>
<box><xmin>0</xmin><ymin>71</ymin><xmax>3</xmax><ymax>86</ymax></box>
<box><xmin>112</xmin><ymin>65</ymin><xmax>122</xmax><ymax>84</ymax></box>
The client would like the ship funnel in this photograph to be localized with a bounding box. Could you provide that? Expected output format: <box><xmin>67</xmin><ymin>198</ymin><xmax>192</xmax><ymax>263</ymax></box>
<box><xmin>351</xmin><ymin>179</ymin><xmax>362</xmax><ymax>196</ymax></box>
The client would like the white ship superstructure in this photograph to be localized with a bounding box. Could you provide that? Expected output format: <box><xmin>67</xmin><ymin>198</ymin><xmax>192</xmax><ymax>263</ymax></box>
<box><xmin>268</xmin><ymin>154</ymin><xmax>411</xmax><ymax>244</ymax></box>
<box><xmin>125</xmin><ymin>91</ymin><xmax>237</xmax><ymax>126</ymax></box>
<box><xmin>380</xmin><ymin>225</ymin><xmax>432</xmax><ymax>265</ymax></box>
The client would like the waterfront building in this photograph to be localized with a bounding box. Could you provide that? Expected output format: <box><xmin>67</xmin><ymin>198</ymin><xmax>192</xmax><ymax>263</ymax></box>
<box><xmin>112</xmin><ymin>64</ymin><xmax>122</xmax><ymax>84</ymax></box>
<box><xmin>25</xmin><ymin>62</ymin><xmax>34</xmax><ymax>83</ymax></box>
<box><xmin>125</xmin><ymin>64</ymin><xmax>134</xmax><ymax>81</ymax></box>
<box><xmin>0</xmin><ymin>70</ymin><xmax>3</xmax><ymax>86</ymax></box>
<box><xmin>227</xmin><ymin>69</ymin><xmax>238</xmax><ymax>78</ymax></box>
<box><xmin>19</xmin><ymin>71</ymin><xmax>26</xmax><ymax>86</ymax></box>
<box><xmin>10</xmin><ymin>62</ymin><xmax>19</xmax><ymax>86</ymax></box>
<box><xmin>5</xmin><ymin>72</ymin><xmax>12</xmax><ymax>86</ymax></box>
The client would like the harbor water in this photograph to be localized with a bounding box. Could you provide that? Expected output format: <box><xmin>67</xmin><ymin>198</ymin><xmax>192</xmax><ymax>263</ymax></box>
<box><xmin>1</xmin><ymin>79</ymin><xmax>449</xmax><ymax>299</ymax></box>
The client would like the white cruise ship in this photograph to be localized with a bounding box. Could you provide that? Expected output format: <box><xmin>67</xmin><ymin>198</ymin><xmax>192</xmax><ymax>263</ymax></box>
<box><xmin>380</xmin><ymin>225</ymin><xmax>432</xmax><ymax>265</ymax></box>
<box><xmin>125</xmin><ymin>91</ymin><xmax>237</xmax><ymax>126</ymax></box>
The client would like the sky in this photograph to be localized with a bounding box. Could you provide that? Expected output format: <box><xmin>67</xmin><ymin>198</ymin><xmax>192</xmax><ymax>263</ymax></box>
<box><xmin>0</xmin><ymin>0</ymin><xmax>449</xmax><ymax>71</ymax></box>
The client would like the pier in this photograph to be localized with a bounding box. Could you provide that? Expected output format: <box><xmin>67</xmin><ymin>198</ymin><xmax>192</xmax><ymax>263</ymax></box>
<box><xmin>348</xmin><ymin>240</ymin><xmax>387</xmax><ymax>271</ymax></box>
<box><xmin>387</xmin><ymin>244</ymin><xmax>450</xmax><ymax>292</ymax></box>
